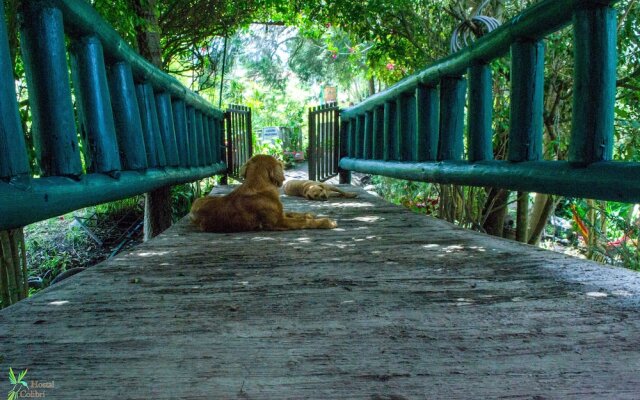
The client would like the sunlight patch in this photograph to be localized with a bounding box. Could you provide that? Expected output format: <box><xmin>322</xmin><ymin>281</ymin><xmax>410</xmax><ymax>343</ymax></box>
<box><xmin>138</xmin><ymin>251</ymin><xmax>170</xmax><ymax>257</ymax></box>
<box><xmin>48</xmin><ymin>300</ymin><xmax>69</xmax><ymax>306</ymax></box>
<box><xmin>352</xmin><ymin>216</ymin><xmax>381</xmax><ymax>222</ymax></box>
<box><xmin>586</xmin><ymin>292</ymin><xmax>608</xmax><ymax>298</ymax></box>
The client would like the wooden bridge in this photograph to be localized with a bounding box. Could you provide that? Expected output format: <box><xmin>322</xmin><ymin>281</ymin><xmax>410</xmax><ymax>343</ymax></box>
<box><xmin>3</xmin><ymin>0</ymin><xmax>640</xmax><ymax>397</ymax></box>
<box><xmin>2</xmin><ymin>186</ymin><xmax>640</xmax><ymax>398</ymax></box>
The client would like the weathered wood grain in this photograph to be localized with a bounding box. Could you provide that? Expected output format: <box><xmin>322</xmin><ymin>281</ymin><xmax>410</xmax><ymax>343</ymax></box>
<box><xmin>1</xmin><ymin>186</ymin><xmax>640</xmax><ymax>399</ymax></box>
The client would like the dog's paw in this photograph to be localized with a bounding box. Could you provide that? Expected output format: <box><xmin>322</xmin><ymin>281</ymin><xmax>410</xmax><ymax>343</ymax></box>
<box><xmin>318</xmin><ymin>218</ymin><xmax>338</xmax><ymax>229</ymax></box>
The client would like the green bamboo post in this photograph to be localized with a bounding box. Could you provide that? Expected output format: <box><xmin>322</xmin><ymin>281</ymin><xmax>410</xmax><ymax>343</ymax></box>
<box><xmin>355</xmin><ymin>114</ymin><xmax>364</xmax><ymax>159</ymax></box>
<box><xmin>363</xmin><ymin>111</ymin><xmax>372</xmax><ymax>159</ymax></box>
<box><xmin>108</xmin><ymin>62</ymin><xmax>148</xmax><ymax>170</ymax></box>
<box><xmin>0</xmin><ymin>0</ymin><xmax>29</xmax><ymax>179</ymax></box>
<box><xmin>468</xmin><ymin>63</ymin><xmax>493</xmax><ymax>162</ymax></box>
<box><xmin>136</xmin><ymin>83</ymin><xmax>166</xmax><ymax>167</ymax></box>
<box><xmin>195</xmin><ymin>111</ymin><xmax>206</xmax><ymax>167</ymax></box>
<box><xmin>308</xmin><ymin>107</ymin><xmax>317</xmax><ymax>181</ymax></box>
<box><xmin>70</xmin><ymin>35</ymin><xmax>121</xmax><ymax>175</ymax></box>
<box><xmin>438</xmin><ymin>76</ymin><xmax>466</xmax><ymax>161</ymax></box>
<box><xmin>155</xmin><ymin>92</ymin><xmax>180</xmax><ymax>167</ymax></box>
<box><xmin>339</xmin><ymin>119</ymin><xmax>351</xmax><ymax>184</ymax></box>
<box><xmin>415</xmin><ymin>84</ymin><xmax>439</xmax><ymax>162</ymax></box>
<box><xmin>372</xmin><ymin>106</ymin><xmax>384</xmax><ymax>160</ymax></box>
<box><xmin>383</xmin><ymin>101</ymin><xmax>396</xmax><ymax>161</ymax></box>
<box><xmin>187</xmin><ymin>106</ymin><xmax>199</xmax><ymax>167</ymax></box>
<box><xmin>509</xmin><ymin>40</ymin><xmax>544</xmax><ymax>162</ymax></box>
<box><xmin>570</xmin><ymin>6</ymin><xmax>616</xmax><ymax>165</ymax></box>
<box><xmin>395</xmin><ymin>97</ymin><xmax>405</xmax><ymax>161</ymax></box>
<box><xmin>20</xmin><ymin>3</ymin><xmax>82</xmax><ymax>177</ymax></box>
<box><xmin>171</xmin><ymin>98</ymin><xmax>190</xmax><ymax>167</ymax></box>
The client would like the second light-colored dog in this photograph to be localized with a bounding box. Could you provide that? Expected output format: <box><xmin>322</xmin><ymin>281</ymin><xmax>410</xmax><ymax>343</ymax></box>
<box><xmin>283</xmin><ymin>179</ymin><xmax>358</xmax><ymax>201</ymax></box>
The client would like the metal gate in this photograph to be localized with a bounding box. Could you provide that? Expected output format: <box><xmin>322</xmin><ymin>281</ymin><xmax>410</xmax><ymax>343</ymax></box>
<box><xmin>225</xmin><ymin>104</ymin><xmax>252</xmax><ymax>181</ymax></box>
<box><xmin>308</xmin><ymin>102</ymin><xmax>340</xmax><ymax>182</ymax></box>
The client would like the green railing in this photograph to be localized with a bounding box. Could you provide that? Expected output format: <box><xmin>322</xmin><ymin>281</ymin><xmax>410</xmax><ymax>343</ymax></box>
<box><xmin>308</xmin><ymin>103</ymin><xmax>340</xmax><ymax>182</ymax></box>
<box><xmin>225</xmin><ymin>105</ymin><xmax>253</xmax><ymax>181</ymax></box>
<box><xmin>339</xmin><ymin>0</ymin><xmax>639</xmax><ymax>203</ymax></box>
<box><xmin>0</xmin><ymin>0</ymin><xmax>233</xmax><ymax>231</ymax></box>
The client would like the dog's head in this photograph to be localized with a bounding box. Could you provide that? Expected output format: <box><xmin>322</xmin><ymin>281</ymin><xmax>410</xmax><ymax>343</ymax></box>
<box><xmin>240</xmin><ymin>155</ymin><xmax>285</xmax><ymax>187</ymax></box>
<box><xmin>303</xmin><ymin>184</ymin><xmax>329</xmax><ymax>200</ymax></box>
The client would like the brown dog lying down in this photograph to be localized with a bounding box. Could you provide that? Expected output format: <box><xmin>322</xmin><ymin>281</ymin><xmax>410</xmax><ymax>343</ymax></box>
<box><xmin>189</xmin><ymin>155</ymin><xmax>337</xmax><ymax>232</ymax></box>
<box><xmin>283</xmin><ymin>179</ymin><xmax>358</xmax><ymax>201</ymax></box>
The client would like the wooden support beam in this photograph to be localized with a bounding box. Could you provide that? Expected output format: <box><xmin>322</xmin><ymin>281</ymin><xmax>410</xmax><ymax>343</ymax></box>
<box><xmin>20</xmin><ymin>3</ymin><xmax>82</xmax><ymax>177</ymax></box>
<box><xmin>0</xmin><ymin>0</ymin><xmax>29</xmax><ymax>179</ymax></box>
<box><xmin>468</xmin><ymin>64</ymin><xmax>493</xmax><ymax>162</ymax></box>
<box><xmin>509</xmin><ymin>40</ymin><xmax>544</xmax><ymax>162</ymax></box>
<box><xmin>570</xmin><ymin>6</ymin><xmax>617</xmax><ymax>165</ymax></box>
<box><xmin>438</xmin><ymin>77</ymin><xmax>467</xmax><ymax>161</ymax></box>
<box><xmin>415</xmin><ymin>84</ymin><xmax>439</xmax><ymax>162</ymax></box>
<box><xmin>108</xmin><ymin>62</ymin><xmax>148</xmax><ymax>170</ymax></box>
<box><xmin>70</xmin><ymin>35</ymin><xmax>121</xmax><ymax>175</ymax></box>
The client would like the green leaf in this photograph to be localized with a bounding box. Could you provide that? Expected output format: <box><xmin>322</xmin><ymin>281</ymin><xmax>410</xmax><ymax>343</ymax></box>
<box><xmin>17</xmin><ymin>369</ymin><xmax>28</xmax><ymax>382</ymax></box>
<box><xmin>9</xmin><ymin>367</ymin><xmax>16</xmax><ymax>384</ymax></box>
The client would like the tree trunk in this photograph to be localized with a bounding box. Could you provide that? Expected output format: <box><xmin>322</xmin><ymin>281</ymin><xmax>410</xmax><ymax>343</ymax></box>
<box><xmin>516</xmin><ymin>192</ymin><xmax>529</xmax><ymax>242</ymax></box>
<box><xmin>368</xmin><ymin>77</ymin><xmax>376</xmax><ymax>97</ymax></box>
<box><xmin>0</xmin><ymin>228</ymin><xmax>28</xmax><ymax>308</ymax></box>
<box><xmin>129</xmin><ymin>0</ymin><xmax>173</xmax><ymax>240</ymax></box>
<box><xmin>482</xmin><ymin>188</ymin><xmax>509</xmax><ymax>237</ymax></box>
<box><xmin>528</xmin><ymin>194</ymin><xmax>558</xmax><ymax>246</ymax></box>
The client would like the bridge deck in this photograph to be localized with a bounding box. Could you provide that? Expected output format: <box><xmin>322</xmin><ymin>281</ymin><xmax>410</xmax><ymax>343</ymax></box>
<box><xmin>2</xmin><ymin>186</ymin><xmax>640</xmax><ymax>399</ymax></box>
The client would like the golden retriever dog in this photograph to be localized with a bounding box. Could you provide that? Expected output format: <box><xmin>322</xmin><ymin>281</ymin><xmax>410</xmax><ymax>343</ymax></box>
<box><xmin>283</xmin><ymin>179</ymin><xmax>358</xmax><ymax>201</ymax></box>
<box><xmin>189</xmin><ymin>155</ymin><xmax>337</xmax><ymax>232</ymax></box>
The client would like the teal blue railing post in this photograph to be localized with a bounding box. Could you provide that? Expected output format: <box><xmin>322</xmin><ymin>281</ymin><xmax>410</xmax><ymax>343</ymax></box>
<box><xmin>438</xmin><ymin>76</ymin><xmax>466</xmax><ymax>161</ymax></box>
<box><xmin>107</xmin><ymin>62</ymin><xmax>148</xmax><ymax>170</ymax></box>
<box><xmin>415</xmin><ymin>84</ymin><xmax>439</xmax><ymax>162</ymax></box>
<box><xmin>363</xmin><ymin>111</ymin><xmax>372</xmax><ymax>159</ymax></box>
<box><xmin>0</xmin><ymin>0</ymin><xmax>29</xmax><ymax>179</ymax></box>
<box><xmin>372</xmin><ymin>106</ymin><xmax>384</xmax><ymax>160</ymax></box>
<box><xmin>136</xmin><ymin>83</ymin><xmax>166</xmax><ymax>167</ymax></box>
<box><xmin>383</xmin><ymin>101</ymin><xmax>396</xmax><ymax>161</ymax></box>
<box><xmin>70</xmin><ymin>35</ymin><xmax>121</xmax><ymax>175</ymax></box>
<box><xmin>570</xmin><ymin>5</ymin><xmax>617</xmax><ymax>165</ymax></box>
<box><xmin>20</xmin><ymin>3</ymin><xmax>82</xmax><ymax>177</ymax></box>
<box><xmin>509</xmin><ymin>40</ymin><xmax>544</xmax><ymax>162</ymax></box>
<box><xmin>171</xmin><ymin>98</ymin><xmax>190</xmax><ymax>167</ymax></box>
<box><xmin>467</xmin><ymin>64</ymin><xmax>493</xmax><ymax>161</ymax></box>
<box><xmin>155</xmin><ymin>93</ymin><xmax>180</xmax><ymax>167</ymax></box>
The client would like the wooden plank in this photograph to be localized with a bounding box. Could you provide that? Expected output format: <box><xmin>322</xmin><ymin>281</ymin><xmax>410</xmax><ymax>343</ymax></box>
<box><xmin>1</xmin><ymin>186</ymin><xmax>640</xmax><ymax>398</ymax></box>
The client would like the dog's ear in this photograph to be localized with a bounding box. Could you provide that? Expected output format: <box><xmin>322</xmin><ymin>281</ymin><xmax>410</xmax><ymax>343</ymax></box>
<box><xmin>239</xmin><ymin>159</ymin><xmax>251</xmax><ymax>179</ymax></box>
<box><xmin>268</xmin><ymin>160</ymin><xmax>285</xmax><ymax>187</ymax></box>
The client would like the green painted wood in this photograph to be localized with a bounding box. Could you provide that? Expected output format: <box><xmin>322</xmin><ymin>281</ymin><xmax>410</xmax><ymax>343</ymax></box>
<box><xmin>348</xmin><ymin>120</ymin><xmax>356</xmax><ymax>158</ymax></box>
<box><xmin>570</xmin><ymin>6</ymin><xmax>616</xmax><ymax>165</ymax></box>
<box><xmin>107</xmin><ymin>62</ymin><xmax>148</xmax><ymax>170</ymax></box>
<box><xmin>20</xmin><ymin>3</ymin><xmax>82</xmax><ymax>177</ymax></box>
<box><xmin>203</xmin><ymin>116</ymin><xmax>213</xmax><ymax>165</ymax></box>
<box><xmin>195</xmin><ymin>111</ymin><xmax>207</xmax><ymax>167</ymax></box>
<box><xmin>415</xmin><ymin>84</ymin><xmax>439</xmax><ymax>162</ymax></box>
<box><xmin>0</xmin><ymin>0</ymin><xmax>29</xmax><ymax>179</ymax></box>
<box><xmin>395</xmin><ymin>97</ymin><xmax>405</xmax><ymax>161</ymax></box>
<box><xmin>339</xmin><ymin>158</ymin><xmax>640</xmax><ymax>204</ymax></box>
<box><xmin>372</xmin><ymin>106</ymin><xmax>384</xmax><ymax>160</ymax></box>
<box><xmin>187</xmin><ymin>106</ymin><xmax>199</xmax><ymax>167</ymax></box>
<box><xmin>37</xmin><ymin>0</ymin><xmax>222</xmax><ymax>119</ymax></box>
<box><xmin>208</xmin><ymin>116</ymin><xmax>219</xmax><ymax>164</ymax></box>
<box><xmin>355</xmin><ymin>115</ymin><xmax>364</xmax><ymax>159</ymax></box>
<box><xmin>171</xmin><ymin>98</ymin><xmax>190</xmax><ymax>167</ymax></box>
<box><xmin>468</xmin><ymin>64</ymin><xmax>493</xmax><ymax>162</ymax></box>
<box><xmin>136</xmin><ymin>83</ymin><xmax>166</xmax><ymax>167</ymax></box>
<box><xmin>0</xmin><ymin>163</ymin><xmax>226</xmax><ymax>231</ymax></box>
<box><xmin>402</xmin><ymin>93</ymin><xmax>417</xmax><ymax>161</ymax></box>
<box><xmin>363</xmin><ymin>111</ymin><xmax>372</xmax><ymax>159</ymax></box>
<box><xmin>383</xmin><ymin>102</ymin><xmax>396</xmax><ymax>161</ymax></box>
<box><xmin>70</xmin><ymin>35</ymin><xmax>121</xmax><ymax>175</ymax></box>
<box><xmin>438</xmin><ymin>77</ymin><xmax>466</xmax><ymax>161</ymax></box>
<box><xmin>509</xmin><ymin>40</ymin><xmax>544</xmax><ymax>162</ymax></box>
<box><xmin>155</xmin><ymin>93</ymin><xmax>180</xmax><ymax>167</ymax></box>
<box><xmin>341</xmin><ymin>0</ymin><xmax>620</xmax><ymax>120</ymax></box>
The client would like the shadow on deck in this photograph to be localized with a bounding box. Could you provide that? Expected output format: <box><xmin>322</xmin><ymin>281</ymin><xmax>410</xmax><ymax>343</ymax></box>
<box><xmin>2</xmin><ymin>186</ymin><xmax>640</xmax><ymax>399</ymax></box>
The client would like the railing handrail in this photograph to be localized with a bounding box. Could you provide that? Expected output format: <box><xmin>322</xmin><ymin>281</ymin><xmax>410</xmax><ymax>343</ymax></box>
<box><xmin>338</xmin><ymin>0</ymin><xmax>635</xmax><ymax>203</ymax></box>
<box><xmin>342</xmin><ymin>0</ymin><xmax>618</xmax><ymax>119</ymax></box>
<box><xmin>49</xmin><ymin>0</ymin><xmax>222</xmax><ymax>119</ymax></box>
<box><xmin>0</xmin><ymin>0</ymin><xmax>233</xmax><ymax>231</ymax></box>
